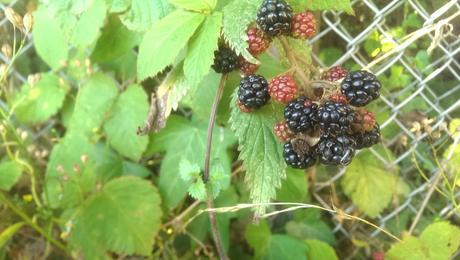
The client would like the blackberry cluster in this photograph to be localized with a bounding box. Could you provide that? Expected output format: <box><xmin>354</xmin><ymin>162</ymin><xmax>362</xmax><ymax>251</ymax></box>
<box><xmin>212</xmin><ymin>45</ymin><xmax>239</xmax><ymax>74</ymax></box>
<box><xmin>237</xmin><ymin>74</ymin><xmax>270</xmax><ymax>110</ymax></box>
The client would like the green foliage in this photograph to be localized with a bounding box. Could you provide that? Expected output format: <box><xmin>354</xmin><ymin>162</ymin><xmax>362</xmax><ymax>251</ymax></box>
<box><xmin>116</xmin><ymin>0</ymin><xmax>169</xmax><ymax>31</ymax></box>
<box><xmin>230</xmin><ymin>92</ymin><xmax>286</xmax><ymax>216</ymax></box>
<box><xmin>342</xmin><ymin>149</ymin><xmax>409</xmax><ymax>218</ymax></box>
<box><xmin>305</xmin><ymin>239</ymin><xmax>338</xmax><ymax>260</ymax></box>
<box><xmin>137</xmin><ymin>10</ymin><xmax>205</xmax><ymax>81</ymax></box>
<box><xmin>288</xmin><ymin>0</ymin><xmax>354</xmax><ymax>14</ymax></box>
<box><xmin>14</xmin><ymin>74</ymin><xmax>68</xmax><ymax>124</ymax></box>
<box><xmin>287</xmin><ymin>210</ymin><xmax>336</xmax><ymax>245</ymax></box>
<box><xmin>0</xmin><ymin>161</ymin><xmax>22</xmax><ymax>191</ymax></box>
<box><xmin>0</xmin><ymin>222</ymin><xmax>25</xmax><ymax>248</ymax></box>
<box><xmin>276</xmin><ymin>168</ymin><xmax>308</xmax><ymax>202</ymax></box>
<box><xmin>222</xmin><ymin>0</ymin><xmax>262</xmax><ymax>64</ymax></box>
<box><xmin>386</xmin><ymin>222</ymin><xmax>460</xmax><ymax>260</ymax></box>
<box><xmin>69</xmin><ymin>176</ymin><xmax>162</xmax><ymax>257</ymax></box>
<box><xmin>71</xmin><ymin>0</ymin><xmax>108</xmax><ymax>47</ymax></box>
<box><xmin>170</xmin><ymin>0</ymin><xmax>217</xmax><ymax>12</ymax></box>
<box><xmin>103</xmin><ymin>85</ymin><xmax>149</xmax><ymax>161</ymax></box>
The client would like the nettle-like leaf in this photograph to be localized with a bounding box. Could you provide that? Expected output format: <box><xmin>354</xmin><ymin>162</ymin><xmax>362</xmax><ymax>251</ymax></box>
<box><xmin>386</xmin><ymin>222</ymin><xmax>460</xmax><ymax>260</ymax></box>
<box><xmin>32</xmin><ymin>7</ymin><xmax>68</xmax><ymax>69</ymax></box>
<box><xmin>147</xmin><ymin>115</ymin><xmax>235</xmax><ymax>209</ymax></box>
<box><xmin>14</xmin><ymin>74</ymin><xmax>68</xmax><ymax>124</ymax></box>
<box><xmin>230</xmin><ymin>92</ymin><xmax>286</xmax><ymax>216</ymax></box>
<box><xmin>288</xmin><ymin>0</ymin><xmax>354</xmax><ymax>15</ymax></box>
<box><xmin>69</xmin><ymin>176</ymin><xmax>162</xmax><ymax>257</ymax></box>
<box><xmin>170</xmin><ymin>0</ymin><xmax>217</xmax><ymax>12</ymax></box>
<box><xmin>184</xmin><ymin>12</ymin><xmax>223</xmax><ymax>87</ymax></box>
<box><xmin>342</xmin><ymin>149</ymin><xmax>410</xmax><ymax>218</ymax></box>
<box><xmin>137</xmin><ymin>10</ymin><xmax>205</xmax><ymax>81</ymax></box>
<box><xmin>103</xmin><ymin>85</ymin><xmax>149</xmax><ymax>161</ymax></box>
<box><xmin>222</xmin><ymin>0</ymin><xmax>262</xmax><ymax>64</ymax></box>
<box><xmin>0</xmin><ymin>161</ymin><xmax>22</xmax><ymax>191</ymax></box>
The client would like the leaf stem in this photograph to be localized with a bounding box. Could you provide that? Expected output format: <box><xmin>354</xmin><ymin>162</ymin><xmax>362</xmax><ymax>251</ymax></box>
<box><xmin>203</xmin><ymin>74</ymin><xmax>229</xmax><ymax>260</ymax></box>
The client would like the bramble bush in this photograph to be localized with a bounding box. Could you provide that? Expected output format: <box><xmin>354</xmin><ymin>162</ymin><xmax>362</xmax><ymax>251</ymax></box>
<box><xmin>1</xmin><ymin>0</ymin><xmax>460</xmax><ymax>259</ymax></box>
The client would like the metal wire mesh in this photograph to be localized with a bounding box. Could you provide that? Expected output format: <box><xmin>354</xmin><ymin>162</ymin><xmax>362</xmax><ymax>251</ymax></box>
<box><xmin>1</xmin><ymin>0</ymin><xmax>460</xmax><ymax>259</ymax></box>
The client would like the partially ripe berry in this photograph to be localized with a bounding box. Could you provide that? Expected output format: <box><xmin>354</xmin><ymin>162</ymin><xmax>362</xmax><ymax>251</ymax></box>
<box><xmin>274</xmin><ymin>120</ymin><xmax>294</xmax><ymax>142</ymax></box>
<box><xmin>329</xmin><ymin>92</ymin><xmax>348</xmax><ymax>105</ymax></box>
<box><xmin>239</xmin><ymin>57</ymin><xmax>260</xmax><ymax>76</ymax></box>
<box><xmin>246</xmin><ymin>27</ymin><xmax>271</xmax><ymax>56</ymax></box>
<box><xmin>322</xmin><ymin>65</ymin><xmax>348</xmax><ymax>82</ymax></box>
<box><xmin>352</xmin><ymin>109</ymin><xmax>376</xmax><ymax>133</ymax></box>
<box><xmin>291</xmin><ymin>11</ymin><xmax>317</xmax><ymax>39</ymax></box>
<box><xmin>236</xmin><ymin>100</ymin><xmax>252</xmax><ymax>113</ymax></box>
<box><xmin>268</xmin><ymin>74</ymin><xmax>298</xmax><ymax>103</ymax></box>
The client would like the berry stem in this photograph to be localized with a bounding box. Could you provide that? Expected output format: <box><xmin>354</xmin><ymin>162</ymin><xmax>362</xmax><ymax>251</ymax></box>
<box><xmin>203</xmin><ymin>74</ymin><xmax>229</xmax><ymax>260</ymax></box>
<box><xmin>279</xmin><ymin>37</ymin><xmax>314</xmax><ymax>98</ymax></box>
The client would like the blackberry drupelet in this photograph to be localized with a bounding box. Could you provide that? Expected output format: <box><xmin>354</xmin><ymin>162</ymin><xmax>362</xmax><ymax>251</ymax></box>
<box><xmin>274</xmin><ymin>120</ymin><xmax>294</xmax><ymax>142</ymax></box>
<box><xmin>247</xmin><ymin>27</ymin><xmax>271</xmax><ymax>55</ymax></box>
<box><xmin>212</xmin><ymin>45</ymin><xmax>239</xmax><ymax>73</ymax></box>
<box><xmin>322</xmin><ymin>65</ymin><xmax>348</xmax><ymax>82</ymax></box>
<box><xmin>316</xmin><ymin>135</ymin><xmax>356</xmax><ymax>166</ymax></box>
<box><xmin>283</xmin><ymin>141</ymin><xmax>317</xmax><ymax>169</ymax></box>
<box><xmin>284</xmin><ymin>96</ymin><xmax>318</xmax><ymax>133</ymax></box>
<box><xmin>268</xmin><ymin>74</ymin><xmax>298</xmax><ymax>104</ymax></box>
<box><xmin>237</xmin><ymin>74</ymin><xmax>270</xmax><ymax>109</ymax></box>
<box><xmin>317</xmin><ymin>101</ymin><xmax>355</xmax><ymax>135</ymax></box>
<box><xmin>256</xmin><ymin>0</ymin><xmax>293</xmax><ymax>37</ymax></box>
<box><xmin>341</xmin><ymin>70</ymin><xmax>381</xmax><ymax>106</ymax></box>
<box><xmin>291</xmin><ymin>11</ymin><xmax>317</xmax><ymax>39</ymax></box>
<box><xmin>353</xmin><ymin>124</ymin><xmax>381</xmax><ymax>149</ymax></box>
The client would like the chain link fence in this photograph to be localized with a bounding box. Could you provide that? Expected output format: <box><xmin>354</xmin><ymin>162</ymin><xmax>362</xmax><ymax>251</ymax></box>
<box><xmin>1</xmin><ymin>0</ymin><xmax>460</xmax><ymax>259</ymax></box>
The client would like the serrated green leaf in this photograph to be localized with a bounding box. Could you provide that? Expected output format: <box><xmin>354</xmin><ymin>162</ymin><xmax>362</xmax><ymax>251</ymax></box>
<box><xmin>91</xmin><ymin>16</ymin><xmax>140</xmax><ymax>63</ymax></box>
<box><xmin>0</xmin><ymin>161</ymin><xmax>22</xmax><ymax>191</ymax></box>
<box><xmin>188</xmin><ymin>179</ymin><xmax>207</xmax><ymax>200</ymax></box>
<box><xmin>71</xmin><ymin>0</ymin><xmax>108</xmax><ymax>47</ymax></box>
<box><xmin>230</xmin><ymin>92</ymin><xmax>285</xmax><ymax>216</ymax></box>
<box><xmin>305</xmin><ymin>239</ymin><xmax>338</xmax><ymax>260</ymax></box>
<box><xmin>68</xmin><ymin>73</ymin><xmax>119</xmax><ymax>136</ymax></box>
<box><xmin>0</xmin><ymin>222</ymin><xmax>25</xmax><ymax>249</ymax></box>
<box><xmin>288</xmin><ymin>0</ymin><xmax>354</xmax><ymax>15</ymax></box>
<box><xmin>14</xmin><ymin>74</ymin><xmax>68</xmax><ymax>124</ymax></box>
<box><xmin>182</xmin><ymin>71</ymin><xmax>221</xmax><ymax>120</ymax></box>
<box><xmin>179</xmin><ymin>159</ymin><xmax>201</xmax><ymax>182</ymax></box>
<box><xmin>208</xmin><ymin>158</ymin><xmax>229</xmax><ymax>198</ymax></box>
<box><xmin>170</xmin><ymin>0</ymin><xmax>217</xmax><ymax>12</ymax></box>
<box><xmin>69</xmin><ymin>176</ymin><xmax>162</xmax><ymax>257</ymax></box>
<box><xmin>277</xmin><ymin>168</ymin><xmax>308</xmax><ymax>202</ymax></box>
<box><xmin>387</xmin><ymin>222</ymin><xmax>460</xmax><ymax>260</ymax></box>
<box><xmin>32</xmin><ymin>7</ymin><xmax>68</xmax><ymax>69</ymax></box>
<box><xmin>222</xmin><ymin>0</ymin><xmax>262</xmax><ymax>64</ymax></box>
<box><xmin>184</xmin><ymin>12</ymin><xmax>222</xmax><ymax>87</ymax></box>
<box><xmin>104</xmin><ymin>85</ymin><xmax>149</xmax><ymax>161</ymax></box>
<box><xmin>119</xmin><ymin>0</ymin><xmax>171</xmax><ymax>31</ymax></box>
<box><xmin>137</xmin><ymin>10</ymin><xmax>205</xmax><ymax>81</ymax></box>
<box><xmin>342</xmin><ymin>150</ymin><xmax>408</xmax><ymax>218</ymax></box>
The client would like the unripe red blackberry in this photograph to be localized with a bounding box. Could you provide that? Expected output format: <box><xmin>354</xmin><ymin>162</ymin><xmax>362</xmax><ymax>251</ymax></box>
<box><xmin>257</xmin><ymin>0</ymin><xmax>293</xmax><ymax>37</ymax></box>
<box><xmin>329</xmin><ymin>92</ymin><xmax>348</xmax><ymax>104</ymax></box>
<box><xmin>246</xmin><ymin>27</ymin><xmax>271</xmax><ymax>56</ymax></box>
<box><xmin>236</xmin><ymin>99</ymin><xmax>252</xmax><ymax>113</ymax></box>
<box><xmin>322</xmin><ymin>65</ymin><xmax>348</xmax><ymax>82</ymax></box>
<box><xmin>291</xmin><ymin>11</ymin><xmax>317</xmax><ymax>39</ymax></box>
<box><xmin>268</xmin><ymin>74</ymin><xmax>298</xmax><ymax>103</ymax></box>
<box><xmin>353</xmin><ymin>124</ymin><xmax>381</xmax><ymax>149</ymax></box>
<box><xmin>239</xmin><ymin>57</ymin><xmax>260</xmax><ymax>76</ymax></box>
<box><xmin>212</xmin><ymin>45</ymin><xmax>239</xmax><ymax>74</ymax></box>
<box><xmin>274</xmin><ymin>120</ymin><xmax>294</xmax><ymax>142</ymax></box>
<box><xmin>352</xmin><ymin>109</ymin><xmax>376</xmax><ymax>133</ymax></box>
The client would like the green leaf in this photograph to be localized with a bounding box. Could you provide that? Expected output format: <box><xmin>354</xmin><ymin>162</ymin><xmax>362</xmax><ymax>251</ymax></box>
<box><xmin>14</xmin><ymin>74</ymin><xmax>68</xmax><ymax>124</ymax></box>
<box><xmin>179</xmin><ymin>159</ymin><xmax>201</xmax><ymax>182</ymax></box>
<box><xmin>245</xmin><ymin>220</ymin><xmax>271</xmax><ymax>258</ymax></box>
<box><xmin>277</xmin><ymin>168</ymin><xmax>308</xmax><ymax>202</ymax></box>
<box><xmin>103</xmin><ymin>85</ymin><xmax>149</xmax><ymax>161</ymax></box>
<box><xmin>342</xmin><ymin>150</ymin><xmax>409</xmax><ymax>218</ymax></box>
<box><xmin>68</xmin><ymin>73</ymin><xmax>119</xmax><ymax>136</ymax></box>
<box><xmin>71</xmin><ymin>0</ymin><xmax>108</xmax><ymax>47</ymax></box>
<box><xmin>230</xmin><ymin>92</ymin><xmax>286</xmax><ymax>216</ymax></box>
<box><xmin>119</xmin><ymin>0</ymin><xmax>171</xmax><ymax>31</ymax></box>
<box><xmin>222</xmin><ymin>0</ymin><xmax>262</xmax><ymax>64</ymax></box>
<box><xmin>148</xmin><ymin>115</ymin><xmax>235</xmax><ymax>209</ymax></box>
<box><xmin>0</xmin><ymin>222</ymin><xmax>25</xmax><ymax>248</ymax></box>
<box><xmin>184</xmin><ymin>12</ymin><xmax>222</xmax><ymax>87</ymax></box>
<box><xmin>91</xmin><ymin>16</ymin><xmax>140</xmax><ymax>63</ymax></box>
<box><xmin>265</xmin><ymin>235</ymin><xmax>308</xmax><ymax>260</ymax></box>
<box><xmin>33</xmin><ymin>7</ymin><xmax>68</xmax><ymax>69</ymax></box>
<box><xmin>170</xmin><ymin>0</ymin><xmax>217</xmax><ymax>12</ymax></box>
<box><xmin>285</xmin><ymin>220</ymin><xmax>336</xmax><ymax>246</ymax></box>
<box><xmin>386</xmin><ymin>222</ymin><xmax>460</xmax><ymax>260</ymax></box>
<box><xmin>305</xmin><ymin>239</ymin><xmax>338</xmax><ymax>260</ymax></box>
<box><xmin>0</xmin><ymin>161</ymin><xmax>22</xmax><ymax>191</ymax></box>
<box><xmin>188</xmin><ymin>179</ymin><xmax>207</xmax><ymax>200</ymax></box>
<box><xmin>69</xmin><ymin>176</ymin><xmax>162</xmax><ymax>257</ymax></box>
<box><xmin>110</xmin><ymin>0</ymin><xmax>130</xmax><ymax>12</ymax></box>
<box><xmin>137</xmin><ymin>10</ymin><xmax>205</xmax><ymax>81</ymax></box>
<box><xmin>288</xmin><ymin>0</ymin><xmax>354</xmax><ymax>15</ymax></box>
<box><xmin>122</xmin><ymin>161</ymin><xmax>151</xmax><ymax>178</ymax></box>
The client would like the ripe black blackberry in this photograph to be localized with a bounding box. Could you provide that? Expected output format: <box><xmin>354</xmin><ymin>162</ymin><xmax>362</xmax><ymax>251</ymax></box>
<box><xmin>284</xmin><ymin>96</ymin><xmax>318</xmax><ymax>133</ymax></box>
<box><xmin>283</xmin><ymin>141</ymin><xmax>317</xmax><ymax>169</ymax></box>
<box><xmin>212</xmin><ymin>45</ymin><xmax>239</xmax><ymax>73</ymax></box>
<box><xmin>256</xmin><ymin>0</ymin><xmax>293</xmax><ymax>37</ymax></box>
<box><xmin>237</xmin><ymin>74</ymin><xmax>270</xmax><ymax>109</ymax></box>
<box><xmin>353</xmin><ymin>124</ymin><xmax>381</xmax><ymax>149</ymax></box>
<box><xmin>341</xmin><ymin>70</ymin><xmax>381</xmax><ymax>107</ymax></box>
<box><xmin>316</xmin><ymin>135</ymin><xmax>356</xmax><ymax>166</ymax></box>
<box><xmin>317</xmin><ymin>101</ymin><xmax>355</xmax><ymax>135</ymax></box>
